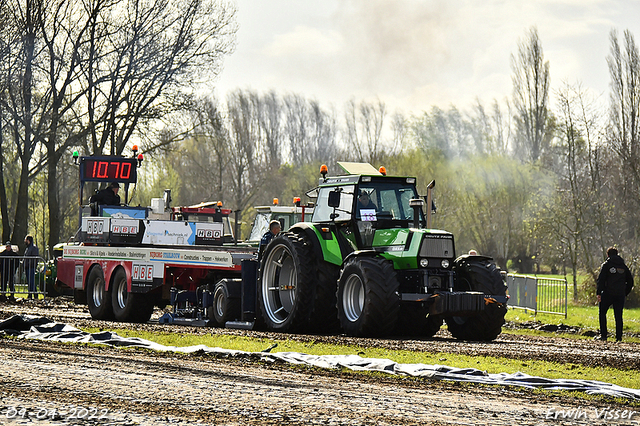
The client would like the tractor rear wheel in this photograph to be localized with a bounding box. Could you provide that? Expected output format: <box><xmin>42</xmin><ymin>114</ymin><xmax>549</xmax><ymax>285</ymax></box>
<box><xmin>111</xmin><ymin>268</ymin><xmax>153</xmax><ymax>323</ymax></box>
<box><xmin>258</xmin><ymin>232</ymin><xmax>317</xmax><ymax>333</ymax></box>
<box><xmin>337</xmin><ymin>256</ymin><xmax>400</xmax><ymax>337</ymax></box>
<box><xmin>445</xmin><ymin>255</ymin><xmax>507</xmax><ymax>341</ymax></box>
<box><xmin>308</xmin><ymin>262</ymin><xmax>340</xmax><ymax>334</ymax></box>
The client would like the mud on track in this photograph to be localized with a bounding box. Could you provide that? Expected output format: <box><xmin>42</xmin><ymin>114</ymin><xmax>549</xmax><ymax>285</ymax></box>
<box><xmin>0</xmin><ymin>298</ymin><xmax>639</xmax><ymax>425</ymax></box>
<box><xmin>1</xmin><ymin>297</ymin><xmax>637</xmax><ymax>371</ymax></box>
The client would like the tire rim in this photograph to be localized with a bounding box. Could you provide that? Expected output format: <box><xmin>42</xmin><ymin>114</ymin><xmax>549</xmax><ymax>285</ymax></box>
<box><xmin>262</xmin><ymin>244</ymin><xmax>296</xmax><ymax>324</ymax></box>
<box><xmin>215</xmin><ymin>292</ymin><xmax>225</xmax><ymax>318</ymax></box>
<box><xmin>115</xmin><ymin>275</ymin><xmax>128</xmax><ymax>309</ymax></box>
<box><xmin>342</xmin><ymin>273</ymin><xmax>365</xmax><ymax>322</ymax></box>
<box><xmin>92</xmin><ymin>276</ymin><xmax>105</xmax><ymax>307</ymax></box>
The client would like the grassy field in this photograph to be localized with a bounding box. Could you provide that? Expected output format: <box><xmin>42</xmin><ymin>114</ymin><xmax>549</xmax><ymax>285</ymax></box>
<box><xmin>82</xmin><ymin>326</ymin><xmax>640</xmax><ymax>393</ymax></box>
<box><xmin>506</xmin><ymin>305</ymin><xmax>640</xmax><ymax>334</ymax></box>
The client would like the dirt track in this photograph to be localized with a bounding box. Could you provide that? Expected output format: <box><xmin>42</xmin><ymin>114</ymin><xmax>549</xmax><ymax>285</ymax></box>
<box><xmin>1</xmin><ymin>298</ymin><xmax>639</xmax><ymax>425</ymax></box>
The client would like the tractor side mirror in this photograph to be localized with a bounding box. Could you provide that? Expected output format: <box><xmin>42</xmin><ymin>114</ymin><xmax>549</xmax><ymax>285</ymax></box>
<box><xmin>328</xmin><ymin>190</ymin><xmax>341</xmax><ymax>208</ymax></box>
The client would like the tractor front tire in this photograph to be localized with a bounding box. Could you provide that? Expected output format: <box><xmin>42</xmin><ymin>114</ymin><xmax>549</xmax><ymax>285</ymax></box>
<box><xmin>445</xmin><ymin>255</ymin><xmax>507</xmax><ymax>341</ymax></box>
<box><xmin>337</xmin><ymin>256</ymin><xmax>400</xmax><ymax>337</ymax></box>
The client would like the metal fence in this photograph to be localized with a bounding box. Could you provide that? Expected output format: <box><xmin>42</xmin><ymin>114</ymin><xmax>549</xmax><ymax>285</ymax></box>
<box><xmin>506</xmin><ymin>274</ymin><xmax>568</xmax><ymax>318</ymax></box>
<box><xmin>0</xmin><ymin>255</ymin><xmax>46</xmax><ymax>300</ymax></box>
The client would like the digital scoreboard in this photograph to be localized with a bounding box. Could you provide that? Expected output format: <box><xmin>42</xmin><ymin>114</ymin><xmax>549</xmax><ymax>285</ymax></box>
<box><xmin>80</xmin><ymin>157</ymin><xmax>138</xmax><ymax>184</ymax></box>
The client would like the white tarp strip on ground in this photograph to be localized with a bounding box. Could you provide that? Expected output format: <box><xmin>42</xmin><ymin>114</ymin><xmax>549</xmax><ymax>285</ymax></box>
<box><xmin>2</xmin><ymin>314</ymin><xmax>638</xmax><ymax>400</ymax></box>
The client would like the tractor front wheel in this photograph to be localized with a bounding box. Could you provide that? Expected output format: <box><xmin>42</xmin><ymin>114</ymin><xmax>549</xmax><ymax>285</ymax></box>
<box><xmin>445</xmin><ymin>255</ymin><xmax>507</xmax><ymax>341</ymax></box>
<box><xmin>337</xmin><ymin>256</ymin><xmax>400</xmax><ymax>337</ymax></box>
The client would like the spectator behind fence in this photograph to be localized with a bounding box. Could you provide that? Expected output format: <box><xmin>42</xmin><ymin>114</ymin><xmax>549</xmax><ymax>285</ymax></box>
<box><xmin>0</xmin><ymin>242</ymin><xmax>18</xmax><ymax>300</ymax></box>
<box><xmin>24</xmin><ymin>235</ymin><xmax>39</xmax><ymax>300</ymax></box>
<box><xmin>596</xmin><ymin>246</ymin><xmax>634</xmax><ymax>342</ymax></box>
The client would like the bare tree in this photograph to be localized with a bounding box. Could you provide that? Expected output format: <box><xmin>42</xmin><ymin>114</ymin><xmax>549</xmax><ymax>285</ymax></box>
<box><xmin>0</xmin><ymin>0</ymin><xmax>44</xmax><ymax>249</ymax></box>
<box><xmin>608</xmin><ymin>29</ymin><xmax>640</xmax><ymax>213</ymax></box>
<box><xmin>284</xmin><ymin>94</ymin><xmax>337</xmax><ymax>165</ymax></box>
<box><xmin>603</xmin><ymin>28</ymin><xmax>640</xmax><ymax>278</ymax></box>
<box><xmin>511</xmin><ymin>27</ymin><xmax>553</xmax><ymax>162</ymax></box>
<box><xmin>491</xmin><ymin>99</ymin><xmax>512</xmax><ymax>154</ymax></box>
<box><xmin>409</xmin><ymin>106</ymin><xmax>472</xmax><ymax>158</ymax></box>
<box><xmin>0</xmin><ymin>0</ymin><xmax>236</xmax><ymax>249</ymax></box>
<box><xmin>284</xmin><ymin>94</ymin><xmax>308</xmax><ymax>165</ymax></box>
<box><xmin>343</xmin><ymin>98</ymin><xmax>386</xmax><ymax>164</ymax></box>
<box><xmin>308</xmin><ymin>100</ymin><xmax>338</xmax><ymax>165</ymax></box>
<box><xmin>390</xmin><ymin>112</ymin><xmax>407</xmax><ymax>155</ymax></box>
<box><xmin>550</xmin><ymin>83</ymin><xmax>606</xmax><ymax>299</ymax></box>
<box><xmin>257</xmin><ymin>91</ymin><xmax>283</xmax><ymax>171</ymax></box>
<box><xmin>226</xmin><ymin>90</ymin><xmax>263</xmax><ymax>211</ymax></box>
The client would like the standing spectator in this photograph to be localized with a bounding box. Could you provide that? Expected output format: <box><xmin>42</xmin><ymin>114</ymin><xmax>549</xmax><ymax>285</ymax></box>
<box><xmin>259</xmin><ymin>220</ymin><xmax>282</xmax><ymax>258</ymax></box>
<box><xmin>24</xmin><ymin>235</ymin><xmax>39</xmax><ymax>300</ymax></box>
<box><xmin>596</xmin><ymin>247</ymin><xmax>634</xmax><ymax>342</ymax></box>
<box><xmin>0</xmin><ymin>242</ymin><xmax>18</xmax><ymax>300</ymax></box>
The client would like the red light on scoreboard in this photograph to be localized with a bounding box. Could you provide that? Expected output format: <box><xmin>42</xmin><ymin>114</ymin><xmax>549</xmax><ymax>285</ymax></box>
<box><xmin>80</xmin><ymin>157</ymin><xmax>137</xmax><ymax>183</ymax></box>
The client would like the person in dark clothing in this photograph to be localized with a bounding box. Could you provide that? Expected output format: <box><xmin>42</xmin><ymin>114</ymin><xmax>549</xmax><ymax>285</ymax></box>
<box><xmin>258</xmin><ymin>220</ymin><xmax>281</xmax><ymax>258</ymax></box>
<box><xmin>356</xmin><ymin>190</ymin><xmax>377</xmax><ymax>212</ymax></box>
<box><xmin>596</xmin><ymin>247</ymin><xmax>634</xmax><ymax>342</ymax></box>
<box><xmin>90</xmin><ymin>182</ymin><xmax>121</xmax><ymax>205</ymax></box>
<box><xmin>0</xmin><ymin>242</ymin><xmax>18</xmax><ymax>300</ymax></box>
<box><xmin>24</xmin><ymin>235</ymin><xmax>39</xmax><ymax>300</ymax></box>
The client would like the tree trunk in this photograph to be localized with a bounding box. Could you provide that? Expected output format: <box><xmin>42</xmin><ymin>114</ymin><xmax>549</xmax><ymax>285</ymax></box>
<box><xmin>12</xmin><ymin>7</ymin><xmax>37</xmax><ymax>252</ymax></box>
<box><xmin>0</xmin><ymin>108</ymin><xmax>10</xmax><ymax>243</ymax></box>
<box><xmin>47</xmin><ymin>146</ymin><xmax>60</xmax><ymax>251</ymax></box>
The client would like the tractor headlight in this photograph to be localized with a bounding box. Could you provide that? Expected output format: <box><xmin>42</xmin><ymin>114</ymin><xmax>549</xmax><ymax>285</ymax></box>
<box><xmin>419</xmin><ymin>258</ymin><xmax>429</xmax><ymax>268</ymax></box>
<box><xmin>441</xmin><ymin>259</ymin><xmax>450</xmax><ymax>269</ymax></box>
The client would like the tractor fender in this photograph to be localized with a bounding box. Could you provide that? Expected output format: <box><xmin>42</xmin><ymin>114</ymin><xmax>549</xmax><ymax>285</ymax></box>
<box><xmin>289</xmin><ymin>223</ymin><xmax>349</xmax><ymax>266</ymax></box>
<box><xmin>343</xmin><ymin>250</ymin><xmax>378</xmax><ymax>265</ymax></box>
<box><xmin>288</xmin><ymin>223</ymin><xmax>325</xmax><ymax>260</ymax></box>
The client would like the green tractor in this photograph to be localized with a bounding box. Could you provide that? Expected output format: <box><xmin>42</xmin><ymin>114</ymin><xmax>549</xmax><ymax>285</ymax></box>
<box><xmin>258</xmin><ymin>162</ymin><xmax>507</xmax><ymax>340</ymax></box>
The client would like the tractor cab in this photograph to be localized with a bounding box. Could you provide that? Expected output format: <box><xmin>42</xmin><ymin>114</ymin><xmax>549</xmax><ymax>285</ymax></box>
<box><xmin>311</xmin><ymin>162</ymin><xmax>429</xmax><ymax>249</ymax></box>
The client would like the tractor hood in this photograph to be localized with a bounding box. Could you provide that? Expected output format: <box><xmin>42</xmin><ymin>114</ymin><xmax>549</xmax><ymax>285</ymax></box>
<box><xmin>372</xmin><ymin>228</ymin><xmax>455</xmax><ymax>270</ymax></box>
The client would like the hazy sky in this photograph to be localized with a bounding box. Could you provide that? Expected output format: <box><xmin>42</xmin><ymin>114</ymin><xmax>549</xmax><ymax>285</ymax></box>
<box><xmin>213</xmin><ymin>0</ymin><xmax>640</xmax><ymax>116</ymax></box>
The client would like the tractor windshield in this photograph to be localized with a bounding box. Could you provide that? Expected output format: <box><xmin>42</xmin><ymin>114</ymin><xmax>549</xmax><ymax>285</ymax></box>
<box><xmin>312</xmin><ymin>185</ymin><xmax>355</xmax><ymax>222</ymax></box>
<box><xmin>356</xmin><ymin>182</ymin><xmax>421</xmax><ymax>222</ymax></box>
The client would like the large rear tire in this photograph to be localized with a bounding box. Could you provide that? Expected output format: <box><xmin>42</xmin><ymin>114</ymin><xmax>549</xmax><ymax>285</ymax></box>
<box><xmin>445</xmin><ymin>255</ymin><xmax>507</xmax><ymax>341</ymax></box>
<box><xmin>258</xmin><ymin>232</ymin><xmax>318</xmax><ymax>333</ymax></box>
<box><xmin>111</xmin><ymin>268</ymin><xmax>153</xmax><ymax>323</ymax></box>
<box><xmin>308</xmin><ymin>262</ymin><xmax>340</xmax><ymax>334</ymax></box>
<box><xmin>337</xmin><ymin>256</ymin><xmax>400</xmax><ymax>337</ymax></box>
<box><xmin>86</xmin><ymin>266</ymin><xmax>113</xmax><ymax>320</ymax></box>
